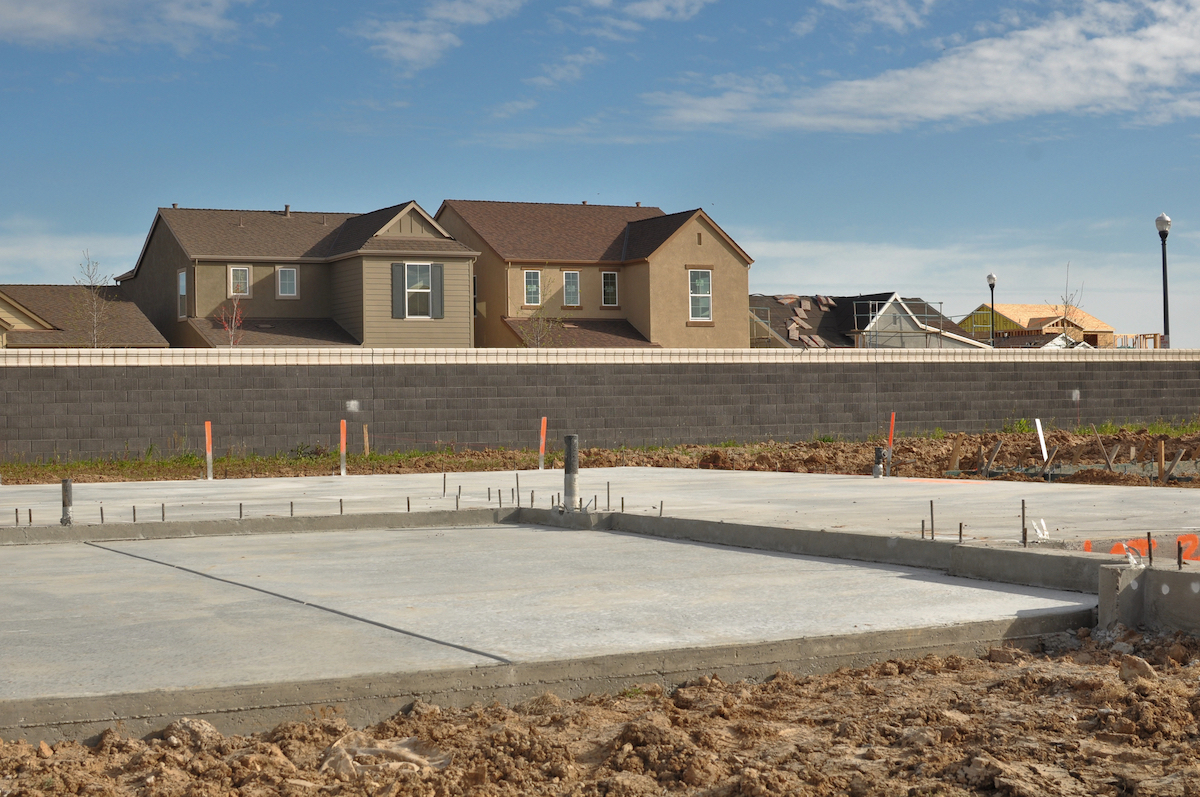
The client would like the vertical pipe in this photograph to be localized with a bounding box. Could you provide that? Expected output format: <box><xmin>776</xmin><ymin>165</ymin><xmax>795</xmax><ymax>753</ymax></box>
<box><xmin>930</xmin><ymin>500</ymin><xmax>934</xmax><ymax>536</ymax></box>
<box><xmin>205</xmin><ymin>420</ymin><xmax>213</xmax><ymax>481</ymax></box>
<box><xmin>443</xmin><ymin>473</ymin><xmax>447</xmax><ymax>497</ymax></box>
<box><xmin>239</xmin><ymin>503</ymin><xmax>242</xmax><ymax>519</ymax></box>
<box><xmin>60</xmin><ymin>478</ymin><xmax>72</xmax><ymax>527</ymax></box>
<box><xmin>1021</xmin><ymin>499</ymin><xmax>1027</xmax><ymax>548</ymax></box>
<box><xmin>1162</xmin><ymin>231</ymin><xmax>1171</xmax><ymax>349</ymax></box>
<box><xmin>133</xmin><ymin>506</ymin><xmax>136</xmax><ymax>523</ymax></box>
<box><xmin>363</xmin><ymin>424</ymin><xmax>370</xmax><ymax>457</ymax></box>
<box><xmin>622</xmin><ymin>497</ymin><xmax>624</xmax><ymax>512</ymax></box>
<box><xmin>1148</xmin><ymin>531</ymin><xmax>1154</xmax><ymax>566</ymax></box>
<box><xmin>921</xmin><ymin>519</ymin><xmax>925</xmax><ymax>539</ymax></box>
<box><xmin>959</xmin><ymin>522</ymin><xmax>963</xmax><ymax>543</ymax></box>
<box><xmin>564</xmin><ymin>434</ymin><xmax>579</xmax><ymax>512</ymax></box>
<box><xmin>340</xmin><ymin>498</ymin><xmax>344</xmax><ymax>515</ymax></box>
<box><xmin>339</xmin><ymin>420</ymin><xmax>347</xmax><ymax>477</ymax></box>
<box><xmin>407</xmin><ymin>497</ymin><xmax>411</xmax><ymax>512</ymax></box>
<box><xmin>1179</xmin><ymin>540</ymin><xmax>1184</xmax><ymax>571</ymax></box>
<box><xmin>539</xmin><ymin>416</ymin><xmax>547</xmax><ymax>470</ymax></box>
<box><xmin>100</xmin><ymin>505</ymin><xmax>104</xmax><ymax>524</ymax></box>
<box><xmin>290</xmin><ymin>501</ymin><xmax>294</xmax><ymax>517</ymax></box>
<box><xmin>161</xmin><ymin>503</ymin><xmax>165</xmax><ymax>522</ymax></box>
<box><xmin>607</xmin><ymin>481</ymin><xmax>611</xmax><ymax>511</ymax></box>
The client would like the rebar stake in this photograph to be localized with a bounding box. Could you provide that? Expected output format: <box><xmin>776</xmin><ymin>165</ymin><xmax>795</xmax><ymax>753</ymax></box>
<box><xmin>1021</xmin><ymin>499</ymin><xmax>1027</xmax><ymax>548</ymax></box>
<box><xmin>290</xmin><ymin>501</ymin><xmax>294</xmax><ymax>517</ymax></box>
<box><xmin>930</xmin><ymin>500</ymin><xmax>935</xmax><ymax>537</ymax></box>
<box><xmin>1148</xmin><ymin>531</ymin><xmax>1153</xmax><ymax>566</ymax></box>
<box><xmin>959</xmin><ymin>522</ymin><xmax>963</xmax><ymax>543</ymax></box>
<box><xmin>161</xmin><ymin>503</ymin><xmax>165</xmax><ymax>522</ymax></box>
<box><xmin>407</xmin><ymin>497</ymin><xmax>411</xmax><ymax>512</ymax></box>
<box><xmin>921</xmin><ymin>519</ymin><xmax>925</xmax><ymax>539</ymax></box>
<box><xmin>100</xmin><ymin>506</ymin><xmax>104</xmax><ymax>524</ymax></box>
<box><xmin>239</xmin><ymin>503</ymin><xmax>243</xmax><ymax>520</ymax></box>
<box><xmin>1179</xmin><ymin>540</ymin><xmax>1184</xmax><ymax>570</ymax></box>
<box><xmin>340</xmin><ymin>499</ymin><xmax>344</xmax><ymax>515</ymax></box>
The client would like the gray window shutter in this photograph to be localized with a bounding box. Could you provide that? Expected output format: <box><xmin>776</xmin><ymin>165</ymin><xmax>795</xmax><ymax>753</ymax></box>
<box><xmin>391</xmin><ymin>264</ymin><xmax>405</xmax><ymax>319</ymax></box>
<box><xmin>431</xmin><ymin>264</ymin><xmax>444</xmax><ymax>319</ymax></box>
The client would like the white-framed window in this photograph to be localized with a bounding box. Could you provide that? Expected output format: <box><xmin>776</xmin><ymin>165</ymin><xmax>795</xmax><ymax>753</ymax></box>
<box><xmin>407</xmin><ymin>263</ymin><xmax>432</xmax><ymax>318</ymax></box>
<box><xmin>176</xmin><ymin>269</ymin><xmax>187</xmax><ymax>319</ymax></box>
<box><xmin>563</xmin><ymin>271</ymin><xmax>580</xmax><ymax>306</ymax></box>
<box><xmin>276</xmin><ymin>266</ymin><xmax>297</xmax><ymax>298</ymax></box>
<box><xmin>524</xmin><ymin>270</ymin><xmax>541</xmax><ymax>306</ymax></box>
<box><xmin>601</xmin><ymin>271</ymin><xmax>618</xmax><ymax>307</ymax></box>
<box><xmin>689</xmin><ymin>269</ymin><xmax>712</xmax><ymax>321</ymax></box>
<box><xmin>228</xmin><ymin>265</ymin><xmax>251</xmax><ymax>298</ymax></box>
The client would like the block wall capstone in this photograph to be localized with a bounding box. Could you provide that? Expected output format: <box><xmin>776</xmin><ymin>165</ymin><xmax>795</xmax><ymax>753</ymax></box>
<box><xmin>2</xmin><ymin>353</ymin><xmax>1200</xmax><ymax>459</ymax></box>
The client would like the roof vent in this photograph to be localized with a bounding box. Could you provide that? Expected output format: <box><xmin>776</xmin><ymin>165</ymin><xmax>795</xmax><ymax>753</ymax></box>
<box><xmin>322</xmin><ymin>214</ymin><xmax>327</xmax><ymax>226</ymax></box>
<box><xmin>582</xmin><ymin>200</ymin><xmax>587</xmax><ymax>205</ymax></box>
<box><xmin>284</xmin><ymin>204</ymin><xmax>291</xmax><ymax>217</ymax></box>
<box><xmin>635</xmin><ymin>202</ymin><xmax>641</xmax><ymax>207</ymax></box>
<box><xmin>172</xmin><ymin>203</ymin><xmax>178</xmax><ymax>208</ymax></box>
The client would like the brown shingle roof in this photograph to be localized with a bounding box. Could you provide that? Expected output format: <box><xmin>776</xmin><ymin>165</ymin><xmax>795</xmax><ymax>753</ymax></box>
<box><xmin>503</xmin><ymin>317</ymin><xmax>659</xmax><ymax>348</ymax></box>
<box><xmin>621</xmin><ymin>210</ymin><xmax>697</xmax><ymax>261</ymax></box>
<box><xmin>188</xmin><ymin>317</ymin><xmax>360</xmax><ymax>347</ymax></box>
<box><xmin>440</xmin><ymin>200</ymin><xmax>665</xmax><ymax>262</ymax></box>
<box><xmin>143</xmin><ymin>203</ymin><xmax>476</xmax><ymax>264</ymax></box>
<box><xmin>0</xmin><ymin>285</ymin><xmax>168</xmax><ymax>348</ymax></box>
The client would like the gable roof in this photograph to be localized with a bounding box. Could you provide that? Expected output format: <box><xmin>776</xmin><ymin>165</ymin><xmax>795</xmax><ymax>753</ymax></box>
<box><xmin>987</xmin><ymin>303</ymin><xmax>1113</xmax><ymax>333</ymax></box>
<box><xmin>119</xmin><ymin>202</ymin><xmax>477</xmax><ymax>282</ymax></box>
<box><xmin>0</xmin><ymin>285</ymin><xmax>168</xmax><ymax>348</ymax></box>
<box><xmin>437</xmin><ymin>200</ymin><xmax>666</xmax><ymax>262</ymax></box>
<box><xmin>189</xmin><ymin>317</ymin><xmax>359</xmax><ymax>347</ymax></box>
<box><xmin>503</xmin><ymin>317</ymin><xmax>659</xmax><ymax>348</ymax></box>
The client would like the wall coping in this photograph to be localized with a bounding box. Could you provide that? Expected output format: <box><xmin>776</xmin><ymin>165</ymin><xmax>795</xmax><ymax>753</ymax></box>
<box><xmin>2</xmin><ymin>347</ymin><xmax>1199</xmax><ymax>367</ymax></box>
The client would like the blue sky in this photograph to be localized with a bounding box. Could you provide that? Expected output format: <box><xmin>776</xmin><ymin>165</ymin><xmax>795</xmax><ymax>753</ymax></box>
<box><xmin>2</xmin><ymin>0</ymin><xmax>1199</xmax><ymax>344</ymax></box>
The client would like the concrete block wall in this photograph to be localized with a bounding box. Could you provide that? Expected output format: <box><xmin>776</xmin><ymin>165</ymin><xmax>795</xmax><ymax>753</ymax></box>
<box><xmin>2</xmin><ymin>348</ymin><xmax>1200</xmax><ymax>460</ymax></box>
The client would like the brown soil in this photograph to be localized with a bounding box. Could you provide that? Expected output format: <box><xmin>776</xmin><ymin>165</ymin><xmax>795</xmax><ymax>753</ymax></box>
<box><xmin>4</xmin><ymin>429</ymin><xmax>1199</xmax><ymax>486</ymax></box>
<box><xmin>6</xmin><ymin>628</ymin><xmax>1200</xmax><ymax>796</ymax></box>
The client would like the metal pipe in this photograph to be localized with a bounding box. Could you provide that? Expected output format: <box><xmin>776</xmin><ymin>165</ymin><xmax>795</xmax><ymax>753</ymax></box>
<box><xmin>60</xmin><ymin>478</ymin><xmax>72</xmax><ymax>527</ymax></box>
<box><xmin>564</xmin><ymin>434</ymin><xmax>579</xmax><ymax>512</ymax></box>
<box><xmin>1161</xmin><ymin>229</ymin><xmax>1171</xmax><ymax>348</ymax></box>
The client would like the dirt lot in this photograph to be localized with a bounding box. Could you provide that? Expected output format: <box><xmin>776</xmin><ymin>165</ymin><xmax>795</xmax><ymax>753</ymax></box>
<box><xmin>6</xmin><ymin>628</ymin><xmax>1200</xmax><ymax>796</ymax></box>
<box><xmin>5</xmin><ymin>428</ymin><xmax>1200</xmax><ymax>486</ymax></box>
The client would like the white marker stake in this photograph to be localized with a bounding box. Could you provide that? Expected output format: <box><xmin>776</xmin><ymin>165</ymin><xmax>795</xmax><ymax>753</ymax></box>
<box><xmin>1035</xmin><ymin>418</ymin><xmax>1048</xmax><ymax>463</ymax></box>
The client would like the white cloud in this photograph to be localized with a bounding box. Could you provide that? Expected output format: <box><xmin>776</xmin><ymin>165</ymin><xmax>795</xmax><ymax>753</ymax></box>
<box><xmin>792</xmin><ymin>9</ymin><xmax>820</xmax><ymax>37</ymax></box>
<box><xmin>740</xmin><ymin>231</ymin><xmax>1200</xmax><ymax>345</ymax></box>
<box><xmin>526</xmin><ymin>47</ymin><xmax>606</xmax><ymax>86</ymax></box>
<box><xmin>0</xmin><ymin>218</ymin><xmax>144</xmax><ymax>284</ymax></box>
<box><xmin>353</xmin><ymin>0</ymin><xmax>525</xmax><ymax>70</ymax></box>
<box><xmin>0</xmin><ymin>0</ymin><xmax>252</xmax><ymax>49</ymax></box>
<box><xmin>492</xmin><ymin>98</ymin><xmax>538</xmax><ymax>117</ymax></box>
<box><xmin>622</xmin><ymin>0</ymin><xmax>717</xmax><ymax>20</ymax></box>
<box><xmin>819</xmin><ymin>0</ymin><xmax>936</xmax><ymax>33</ymax></box>
<box><xmin>646</xmin><ymin>0</ymin><xmax>1200</xmax><ymax>132</ymax></box>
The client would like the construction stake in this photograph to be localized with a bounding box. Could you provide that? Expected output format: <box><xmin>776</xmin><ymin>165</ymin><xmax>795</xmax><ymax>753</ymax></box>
<box><xmin>1148</xmin><ymin>532</ymin><xmax>1153</xmax><ymax>566</ymax></box>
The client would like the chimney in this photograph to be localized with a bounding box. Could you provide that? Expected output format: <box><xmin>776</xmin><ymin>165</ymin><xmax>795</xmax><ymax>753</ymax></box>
<box><xmin>284</xmin><ymin>204</ymin><xmax>291</xmax><ymax>217</ymax></box>
<box><xmin>172</xmin><ymin>203</ymin><xmax>178</xmax><ymax>208</ymax></box>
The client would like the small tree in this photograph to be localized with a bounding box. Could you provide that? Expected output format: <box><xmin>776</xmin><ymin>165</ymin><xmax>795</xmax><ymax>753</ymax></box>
<box><xmin>73</xmin><ymin>250</ymin><xmax>112</xmax><ymax>348</ymax></box>
<box><xmin>217</xmin><ymin>296</ymin><xmax>244</xmax><ymax>347</ymax></box>
<box><xmin>1050</xmin><ymin>262</ymin><xmax>1085</xmax><ymax>343</ymax></box>
<box><xmin>524</xmin><ymin>300</ymin><xmax>564</xmax><ymax>348</ymax></box>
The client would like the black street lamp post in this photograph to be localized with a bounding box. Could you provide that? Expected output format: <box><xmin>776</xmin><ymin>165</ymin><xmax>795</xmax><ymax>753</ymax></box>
<box><xmin>986</xmin><ymin>272</ymin><xmax>997</xmax><ymax>347</ymax></box>
<box><xmin>1157</xmin><ymin>212</ymin><xmax>1171</xmax><ymax>349</ymax></box>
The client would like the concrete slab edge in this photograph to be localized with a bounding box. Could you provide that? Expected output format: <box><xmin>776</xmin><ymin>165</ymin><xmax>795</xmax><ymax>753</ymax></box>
<box><xmin>1</xmin><ymin>607</ymin><xmax>1095</xmax><ymax>744</ymax></box>
<box><xmin>0</xmin><ymin>508</ymin><xmax>521</xmax><ymax>545</ymax></box>
<box><xmin>515</xmin><ymin>508</ymin><xmax>1125</xmax><ymax>595</ymax></box>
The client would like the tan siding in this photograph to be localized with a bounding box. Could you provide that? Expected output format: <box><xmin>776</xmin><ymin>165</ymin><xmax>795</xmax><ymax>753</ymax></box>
<box><xmin>436</xmin><ymin>206</ymin><xmax>512</xmax><ymax>347</ymax></box>
<box><xmin>331</xmin><ymin>259</ymin><xmax>364</xmax><ymax>343</ymax></box>
<box><xmin>194</xmin><ymin>262</ymin><xmax>331</xmax><ymax>319</ymax></box>
<box><xmin>380</xmin><ymin>210</ymin><xmax>439</xmax><ymax>238</ymax></box>
<box><xmin>360</xmin><ymin>257</ymin><xmax>473</xmax><ymax>347</ymax></box>
<box><xmin>118</xmin><ymin>219</ymin><xmax>195</xmax><ymax>347</ymax></box>
<box><xmin>0</xmin><ymin>296</ymin><xmax>51</xmax><ymax>330</ymax></box>
<box><xmin>645</xmin><ymin>216</ymin><xmax>750</xmax><ymax>348</ymax></box>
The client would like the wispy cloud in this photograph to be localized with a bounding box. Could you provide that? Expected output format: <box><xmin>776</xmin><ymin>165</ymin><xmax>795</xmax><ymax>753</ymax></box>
<box><xmin>0</xmin><ymin>0</ymin><xmax>254</xmax><ymax>50</ymax></box>
<box><xmin>353</xmin><ymin>0</ymin><xmax>525</xmax><ymax>71</ymax></box>
<box><xmin>819</xmin><ymin>0</ymin><xmax>937</xmax><ymax>34</ymax></box>
<box><xmin>0</xmin><ymin>217</ymin><xmax>143</xmax><ymax>283</ymax></box>
<box><xmin>492</xmin><ymin>98</ymin><xmax>538</xmax><ymax>117</ymax></box>
<box><xmin>646</xmin><ymin>0</ymin><xmax>1200</xmax><ymax>133</ymax></box>
<box><xmin>622</xmin><ymin>0</ymin><xmax>718</xmax><ymax>21</ymax></box>
<box><xmin>526</xmin><ymin>47</ymin><xmax>606</xmax><ymax>86</ymax></box>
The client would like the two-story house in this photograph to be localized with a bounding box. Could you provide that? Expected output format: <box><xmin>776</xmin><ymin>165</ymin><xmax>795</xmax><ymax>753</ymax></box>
<box><xmin>435</xmin><ymin>200</ymin><xmax>753</xmax><ymax>348</ymax></box>
<box><xmin>117</xmin><ymin>202</ymin><xmax>479</xmax><ymax>347</ymax></box>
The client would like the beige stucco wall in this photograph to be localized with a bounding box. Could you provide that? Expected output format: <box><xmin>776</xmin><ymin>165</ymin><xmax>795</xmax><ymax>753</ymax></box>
<box><xmin>434</xmin><ymin>206</ymin><xmax>518</xmax><ymax>348</ymax></box>
<box><xmin>359</xmin><ymin>256</ymin><xmax>474</xmax><ymax>347</ymax></box>
<box><xmin>505</xmin><ymin>266</ymin><xmax>629</xmax><ymax>319</ymax></box>
<box><xmin>118</xmin><ymin>219</ymin><xmax>194</xmax><ymax>347</ymax></box>
<box><xmin>194</xmin><ymin>262</ymin><xmax>332</xmax><ymax>320</ymax></box>
<box><xmin>644</xmin><ymin>216</ymin><xmax>750</xmax><ymax>348</ymax></box>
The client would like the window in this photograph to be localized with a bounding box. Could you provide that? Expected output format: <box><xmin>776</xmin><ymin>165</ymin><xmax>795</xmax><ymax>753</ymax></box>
<box><xmin>601</xmin><ymin>272</ymin><xmax>618</xmax><ymax>307</ymax></box>
<box><xmin>177</xmin><ymin>269</ymin><xmax>187</xmax><ymax>319</ymax></box>
<box><xmin>689</xmin><ymin>269</ymin><xmax>712</xmax><ymax>321</ymax></box>
<box><xmin>229</xmin><ymin>265</ymin><xmax>251</xmax><ymax>297</ymax></box>
<box><xmin>697</xmin><ymin>232</ymin><xmax>703</xmax><ymax>245</ymax></box>
<box><xmin>563</xmin><ymin>271</ymin><xmax>580</xmax><ymax>306</ymax></box>
<box><xmin>276</xmin><ymin>267</ymin><xmax>297</xmax><ymax>298</ymax></box>
<box><xmin>408</xmin><ymin>264</ymin><xmax>432</xmax><ymax>317</ymax></box>
<box><xmin>524</xmin><ymin>270</ymin><xmax>541</xmax><ymax>306</ymax></box>
<box><xmin>391</xmin><ymin>263</ymin><xmax>444</xmax><ymax>319</ymax></box>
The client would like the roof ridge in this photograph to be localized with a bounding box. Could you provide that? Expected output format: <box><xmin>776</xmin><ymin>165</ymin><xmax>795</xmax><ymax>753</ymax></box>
<box><xmin>160</xmin><ymin>207</ymin><xmax>362</xmax><ymax>216</ymax></box>
<box><xmin>443</xmin><ymin>198</ymin><xmax>661</xmax><ymax>210</ymax></box>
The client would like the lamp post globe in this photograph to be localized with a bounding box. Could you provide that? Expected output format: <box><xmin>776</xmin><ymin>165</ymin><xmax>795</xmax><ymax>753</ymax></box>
<box><xmin>1157</xmin><ymin>213</ymin><xmax>1171</xmax><ymax>349</ymax></box>
<box><xmin>986</xmin><ymin>273</ymin><xmax>997</xmax><ymax>347</ymax></box>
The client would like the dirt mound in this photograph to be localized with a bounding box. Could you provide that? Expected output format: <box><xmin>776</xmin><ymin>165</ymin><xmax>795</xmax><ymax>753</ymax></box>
<box><xmin>8</xmin><ymin>629</ymin><xmax>1200</xmax><ymax>796</ymax></box>
<box><xmin>1059</xmin><ymin>469</ymin><xmax>1154</xmax><ymax>486</ymax></box>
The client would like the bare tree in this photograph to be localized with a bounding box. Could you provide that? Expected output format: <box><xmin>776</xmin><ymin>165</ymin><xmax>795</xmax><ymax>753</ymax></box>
<box><xmin>217</xmin><ymin>296</ymin><xmax>244</xmax><ymax>347</ymax></box>
<box><xmin>523</xmin><ymin>300</ymin><xmax>565</xmax><ymax>348</ymax></box>
<box><xmin>73</xmin><ymin>250</ymin><xmax>112</xmax><ymax>348</ymax></box>
<box><xmin>1050</xmin><ymin>262</ymin><xmax>1085</xmax><ymax>343</ymax></box>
